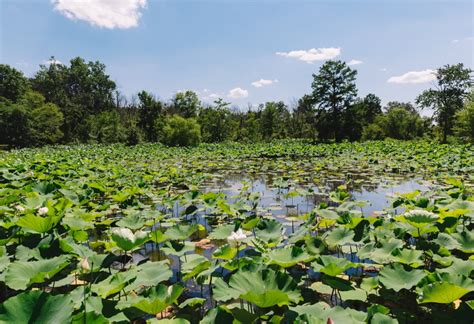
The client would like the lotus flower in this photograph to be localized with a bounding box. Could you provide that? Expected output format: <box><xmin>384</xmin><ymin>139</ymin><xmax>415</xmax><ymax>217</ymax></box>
<box><xmin>227</xmin><ymin>228</ymin><xmax>247</xmax><ymax>247</ymax></box>
<box><xmin>38</xmin><ymin>207</ymin><xmax>49</xmax><ymax>215</ymax></box>
<box><xmin>80</xmin><ymin>257</ymin><xmax>91</xmax><ymax>272</ymax></box>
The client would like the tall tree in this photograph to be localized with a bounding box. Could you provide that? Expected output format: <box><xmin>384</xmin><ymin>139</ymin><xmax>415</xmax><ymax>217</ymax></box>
<box><xmin>137</xmin><ymin>91</ymin><xmax>163</xmax><ymax>142</ymax></box>
<box><xmin>416</xmin><ymin>63</ymin><xmax>473</xmax><ymax>142</ymax></box>
<box><xmin>311</xmin><ymin>60</ymin><xmax>358</xmax><ymax>142</ymax></box>
<box><xmin>360</xmin><ymin>93</ymin><xmax>382</xmax><ymax>124</ymax></box>
<box><xmin>292</xmin><ymin>95</ymin><xmax>317</xmax><ymax>140</ymax></box>
<box><xmin>0</xmin><ymin>64</ymin><xmax>30</xmax><ymax>102</ymax></box>
<box><xmin>171</xmin><ymin>90</ymin><xmax>200</xmax><ymax>118</ymax></box>
<box><xmin>32</xmin><ymin>57</ymin><xmax>117</xmax><ymax>142</ymax></box>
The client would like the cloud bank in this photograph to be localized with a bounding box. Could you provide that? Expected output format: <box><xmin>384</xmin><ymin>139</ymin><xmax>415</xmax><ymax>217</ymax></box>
<box><xmin>276</xmin><ymin>47</ymin><xmax>341</xmax><ymax>63</ymax></box>
<box><xmin>52</xmin><ymin>0</ymin><xmax>147</xmax><ymax>29</ymax></box>
<box><xmin>228</xmin><ymin>87</ymin><xmax>249</xmax><ymax>99</ymax></box>
<box><xmin>251</xmin><ymin>79</ymin><xmax>278</xmax><ymax>88</ymax></box>
<box><xmin>387</xmin><ymin>69</ymin><xmax>437</xmax><ymax>84</ymax></box>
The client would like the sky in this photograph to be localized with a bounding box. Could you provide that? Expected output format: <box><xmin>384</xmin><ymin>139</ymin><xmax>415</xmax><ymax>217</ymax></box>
<box><xmin>0</xmin><ymin>0</ymin><xmax>473</xmax><ymax>109</ymax></box>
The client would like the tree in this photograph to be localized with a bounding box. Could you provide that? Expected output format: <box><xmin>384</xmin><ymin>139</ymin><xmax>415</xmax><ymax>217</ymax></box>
<box><xmin>292</xmin><ymin>95</ymin><xmax>317</xmax><ymax>140</ymax></box>
<box><xmin>342</xmin><ymin>94</ymin><xmax>382</xmax><ymax>141</ymax></box>
<box><xmin>137</xmin><ymin>91</ymin><xmax>163</xmax><ymax>142</ymax></box>
<box><xmin>29</xmin><ymin>103</ymin><xmax>64</xmax><ymax>145</ymax></box>
<box><xmin>377</xmin><ymin>105</ymin><xmax>425</xmax><ymax>140</ymax></box>
<box><xmin>171</xmin><ymin>90</ymin><xmax>200</xmax><ymax>118</ymax></box>
<box><xmin>162</xmin><ymin>115</ymin><xmax>201</xmax><ymax>147</ymax></box>
<box><xmin>0</xmin><ymin>64</ymin><xmax>30</xmax><ymax>102</ymax></box>
<box><xmin>19</xmin><ymin>91</ymin><xmax>63</xmax><ymax>145</ymax></box>
<box><xmin>87</xmin><ymin>111</ymin><xmax>124</xmax><ymax>144</ymax></box>
<box><xmin>259</xmin><ymin>101</ymin><xmax>290</xmax><ymax>140</ymax></box>
<box><xmin>198</xmin><ymin>99</ymin><xmax>234</xmax><ymax>142</ymax></box>
<box><xmin>416</xmin><ymin>63</ymin><xmax>473</xmax><ymax>143</ymax></box>
<box><xmin>454</xmin><ymin>91</ymin><xmax>474</xmax><ymax>142</ymax></box>
<box><xmin>311</xmin><ymin>60</ymin><xmax>358</xmax><ymax>142</ymax></box>
<box><xmin>0</xmin><ymin>100</ymin><xmax>30</xmax><ymax>147</ymax></box>
<box><xmin>32</xmin><ymin>57</ymin><xmax>117</xmax><ymax>142</ymax></box>
<box><xmin>359</xmin><ymin>93</ymin><xmax>382</xmax><ymax>124</ymax></box>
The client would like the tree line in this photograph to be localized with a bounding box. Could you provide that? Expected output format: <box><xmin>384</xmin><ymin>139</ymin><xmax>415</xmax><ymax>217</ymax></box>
<box><xmin>0</xmin><ymin>57</ymin><xmax>472</xmax><ymax>148</ymax></box>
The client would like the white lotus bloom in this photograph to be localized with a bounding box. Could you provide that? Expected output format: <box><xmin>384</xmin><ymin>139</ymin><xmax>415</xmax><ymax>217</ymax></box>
<box><xmin>15</xmin><ymin>205</ymin><xmax>25</xmax><ymax>212</ymax></box>
<box><xmin>227</xmin><ymin>228</ymin><xmax>247</xmax><ymax>247</ymax></box>
<box><xmin>38</xmin><ymin>207</ymin><xmax>49</xmax><ymax>215</ymax></box>
<box><xmin>80</xmin><ymin>257</ymin><xmax>91</xmax><ymax>272</ymax></box>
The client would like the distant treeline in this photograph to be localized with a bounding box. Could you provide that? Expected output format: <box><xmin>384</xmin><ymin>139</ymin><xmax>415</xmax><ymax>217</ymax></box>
<box><xmin>0</xmin><ymin>58</ymin><xmax>472</xmax><ymax>148</ymax></box>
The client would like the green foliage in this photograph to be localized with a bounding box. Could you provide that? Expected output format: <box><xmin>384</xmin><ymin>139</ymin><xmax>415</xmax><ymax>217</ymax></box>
<box><xmin>454</xmin><ymin>92</ymin><xmax>474</xmax><ymax>143</ymax></box>
<box><xmin>0</xmin><ymin>291</ymin><xmax>74</xmax><ymax>323</ymax></box>
<box><xmin>0</xmin><ymin>141</ymin><xmax>473</xmax><ymax>322</ymax></box>
<box><xmin>87</xmin><ymin>110</ymin><xmax>124</xmax><ymax>143</ymax></box>
<box><xmin>171</xmin><ymin>90</ymin><xmax>200</xmax><ymax>118</ymax></box>
<box><xmin>0</xmin><ymin>100</ymin><xmax>30</xmax><ymax>147</ymax></box>
<box><xmin>416</xmin><ymin>63</ymin><xmax>473</xmax><ymax>142</ymax></box>
<box><xmin>312</xmin><ymin>60</ymin><xmax>358</xmax><ymax>142</ymax></box>
<box><xmin>138</xmin><ymin>91</ymin><xmax>163</xmax><ymax>142</ymax></box>
<box><xmin>0</xmin><ymin>64</ymin><xmax>30</xmax><ymax>102</ymax></box>
<box><xmin>162</xmin><ymin>115</ymin><xmax>201</xmax><ymax>147</ymax></box>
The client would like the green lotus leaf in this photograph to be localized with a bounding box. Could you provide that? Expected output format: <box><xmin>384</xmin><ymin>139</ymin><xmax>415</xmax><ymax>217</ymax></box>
<box><xmin>292</xmin><ymin>303</ymin><xmax>366</xmax><ymax>324</ymax></box>
<box><xmin>0</xmin><ymin>291</ymin><xmax>74</xmax><ymax>323</ymax></box>
<box><xmin>92</xmin><ymin>272</ymin><xmax>129</xmax><ymax>298</ymax></box>
<box><xmin>119</xmin><ymin>284</ymin><xmax>184</xmax><ymax>315</ymax></box>
<box><xmin>451</xmin><ymin>231</ymin><xmax>474</xmax><ymax>253</ymax></box>
<box><xmin>212</xmin><ymin>244</ymin><xmax>237</xmax><ymax>260</ymax></box>
<box><xmin>305</xmin><ymin>236</ymin><xmax>327</xmax><ymax>255</ymax></box>
<box><xmin>116</xmin><ymin>213</ymin><xmax>146</xmax><ymax>230</ymax></box>
<box><xmin>182</xmin><ymin>254</ymin><xmax>211</xmax><ymax>280</ymax></box>
<box><xmin>444</xmin><ymin>199</ymin><xmax>474</xmax><ymax>217</ymax></box>
<box><xmin>5</xmin><ymin>255</ymin><xmax>70</xmax><ymax>290</ymax></box>
<box><xmin>321</xmin><ymin>274</ymin><xmax>355</xmax><ymax>291</ymax></box>
<box><xmin>391</xmin><ymin>248</ymin><xmax>424</xmax><ymax>268</ymax></box>
<box><xmin>208</xmin><ymin>224</ymin><xmax>235</xmax><ymax>240</ymax></box>
<box><xmin>432</xmin><ymin>233</ymin><xmax>461</xmax><ymax>250</ymax></box>
<box><xmin>162</xmin><ymin>240</ymin><xmax>195</xmax><ymax>257</ymax></box>
<box><xmin>357</xmin><ymin>239</ymin><xmax>403</xmax><ymax>264</ymax></box>
<box><xmin>165</xmin><ymin>224</ymin><xmax>198</xmax><ymax>241</ymax></box>
<box><xmin>150</xmin><ymin>229</ymin><xmax>168</xmax><ymax>243</ymax></box>
<box><xmin>111</xmin><ymin>227</ymin><xmax>149</xmax><ymax>251</ymax></box>
<box><xmin>213</xmin><ymin>267</ymin><xmax>301</xmax><ymax>307</ymax></box>
<box><xmin>379</xmin><ymin>263</ymin><xmax>426</xmax><ymax>292</ymax></box>
<box><xmin>126</xmin><ymin>260</ymin><xmax>172</xmax><ymax>292</ymax></box>
<box><xmin>436</xmin><ymin>258</ymin><xmax>474</xmax><ymax>277</ymax></box>
<box><xmin>312</xmin><ymin>255</ymin><xmax>356</xmax><ymax>277</ymax></box>
<box><xmin>255</xmin><ymin>219</ymin><xmax>284</xmax><ymax>247</ymax></box>
<box><xmin>265</xmin><ymin>246</ymin><xmax>314</xmax><ymax>268</ymax></box>
<box><xmin>371</xmin><ymin>313</ymin><xmax>398</xmax><ymax>324</ymax></box>
<box><xmin>323</xmin><ymin>227</ymin><xmax>355</xmax><ymax>247</ymax></box>
<box><xmin>17</xmin><ymin>213</ymin><xmax>62</xmax><ymax>233</ymax></box>
<box><xmin>179</xmin><ymin>297</ymin><xmax>206</xmax><ymax>308</ymax></box>
<box><xmin>418</xmin><ymin>282</ymin><xmax>470</xmax><ymax>304</ymax></box>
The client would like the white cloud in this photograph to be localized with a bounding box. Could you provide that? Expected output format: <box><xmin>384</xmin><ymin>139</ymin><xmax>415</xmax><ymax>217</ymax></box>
<box><xmin>44</xmin><ymin>58</ymin><xmax>63</xmax><ymax>65</ymax></box>
<box><xmin>347</xmin><ymin>59</ymin><xmax>363</xmax><ymax>66</ymax></box>
<box><xmin>380</xmin><ymin>68</ymin><xmax>387</xmax><ymax>72</ymax></box>
<box><xmin>227</xmin><ymin>87</ymin><xmax>248</xmax><ymax>99</ymax></box>
<box><xmin>251</xmin><ymin>79</ymin><xmax>278</xmax><ymax>88</ymax></box>
<box><xmin>276</xmin><ymin>47</ymin><xmax>341</xmax><ymax>63</ymax></box>
<box><xmin>52</xmin><ymin>0</ymin><xmax>147</xmax><ymax>29</ymax></box>
<box><xmin>387</xmin><ymin>69</ymin><xmax>437</xmax><ymax>84</ymax></box>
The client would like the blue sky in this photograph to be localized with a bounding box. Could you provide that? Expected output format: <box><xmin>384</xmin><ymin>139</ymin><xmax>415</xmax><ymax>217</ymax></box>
<box><xmin>1</xmin><ymin>0</ymin><xmax>472</xmax><ymax>109</ymax></box>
